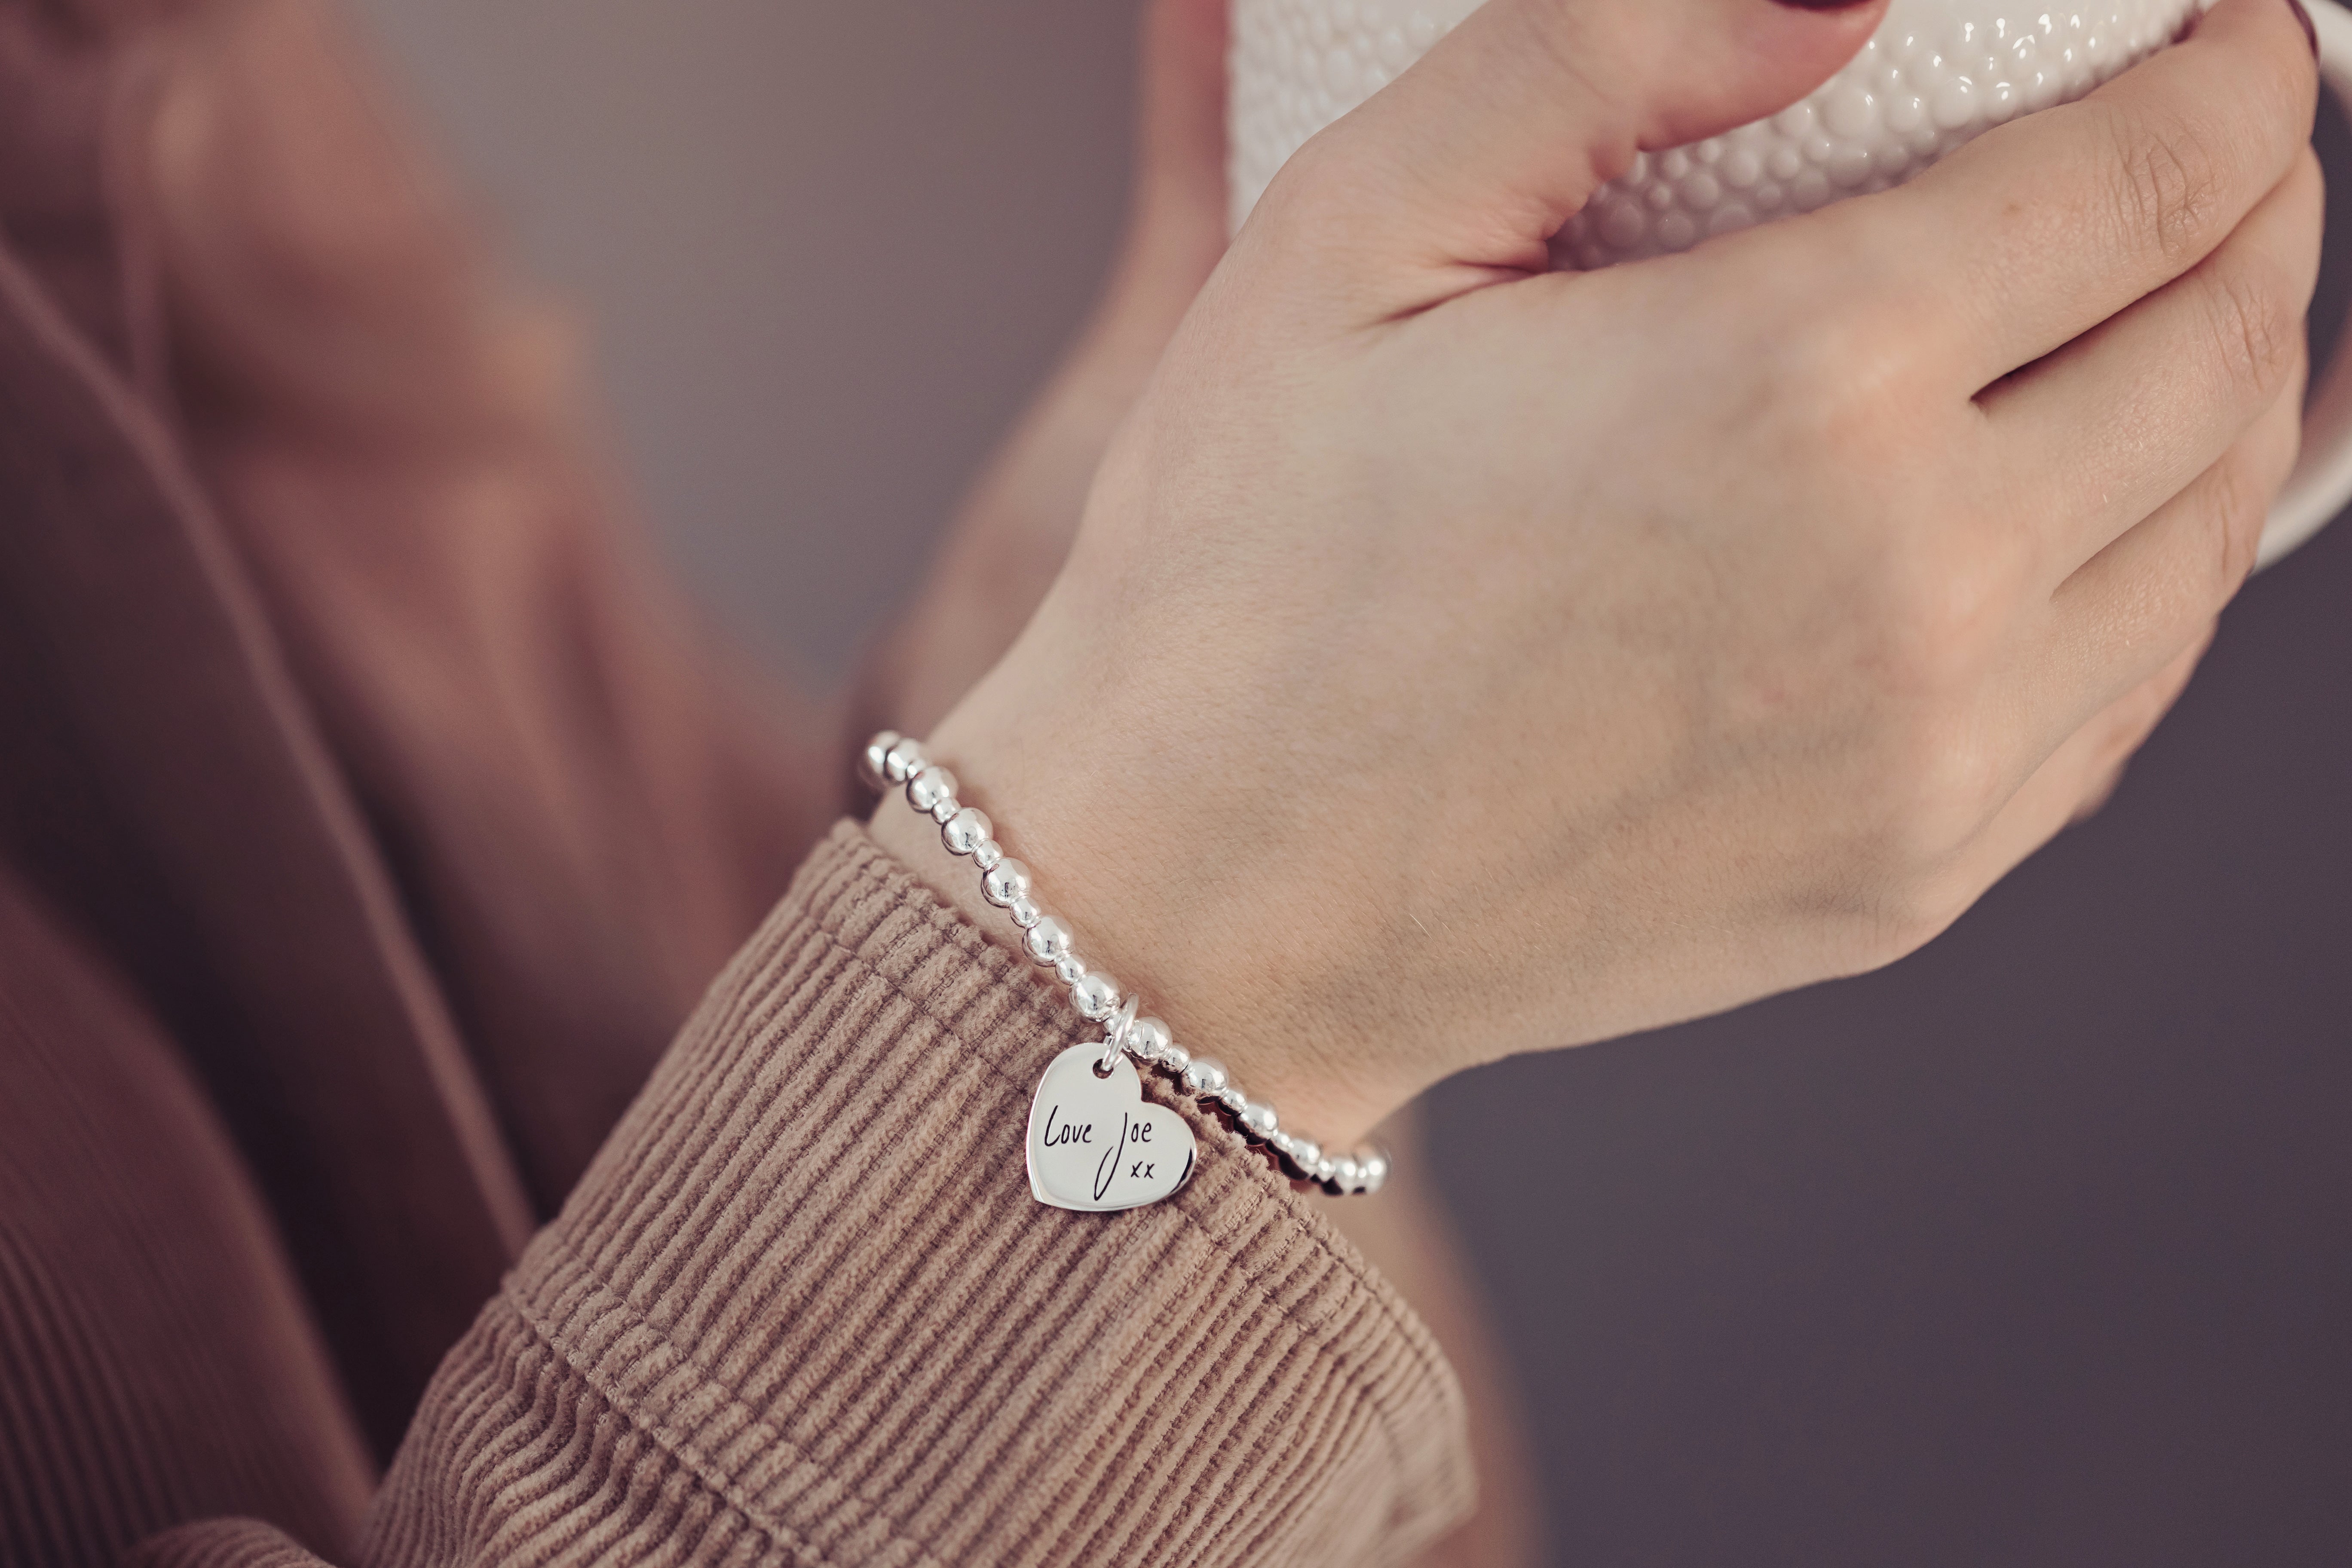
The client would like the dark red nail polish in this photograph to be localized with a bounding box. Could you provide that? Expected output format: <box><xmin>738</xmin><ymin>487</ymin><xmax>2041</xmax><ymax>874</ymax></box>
<box><xmin>2288</xmin><ymin>0</ymin><xmax>2320</xmax><ymax>59</ymax></box>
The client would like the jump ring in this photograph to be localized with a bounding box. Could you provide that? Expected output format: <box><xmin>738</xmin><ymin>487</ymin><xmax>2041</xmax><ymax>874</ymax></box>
<box><xmin>1097</xmin><ymin>995</ymin><xmax>1140</xmax><ymax>1075</ymax></box>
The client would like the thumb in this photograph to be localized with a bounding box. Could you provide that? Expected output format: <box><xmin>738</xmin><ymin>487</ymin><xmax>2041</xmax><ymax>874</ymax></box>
<box><xmin>1254</xmin><ymin>0</ymin><xmax>1886</xmax><ymax>318</ymax></box>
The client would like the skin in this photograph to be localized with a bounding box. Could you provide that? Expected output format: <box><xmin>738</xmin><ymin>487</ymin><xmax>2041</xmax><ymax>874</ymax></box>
<box><xmin>873</xmin><ymin>0</ymin><xmax>2325</xmax><ymax>1153</ymax></box>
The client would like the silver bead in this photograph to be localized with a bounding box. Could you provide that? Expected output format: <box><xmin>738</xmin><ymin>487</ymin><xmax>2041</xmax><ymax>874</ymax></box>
<box><xmin>1268</xmin><ymin>1130</ymin><xmax>1296</xmax><ymax>1157</ymax></box>
<box><xmin>883</xmin><ymin>738</ymin><xmax>926</xmax><ymax>784</ymax></box>
<box><xmin>907</xmin><ymin>766</ymin><xmax>956</xmax><ymax>814</ymax></box>
<box><xmin>1239</xmin><ymin>1100</ymin><xmax>1278</xmax><ymax>1139</ymax></box>
<box><xmin>1288</xmin><ymin>1139</ymin><xmax>1323</xmax><ymax>1173</ymax></box>
<box><xmin>1127</xmin><ymin>1017</ymin><xmax>1171</xmax><ymax>1062</ymax></box>
<box><xmin>972</xmin><ymin>840</ymin><xmax>1004</xmax><ymax>872</ymax></box>
<box><xmin>941</xmin><ymin>806</ymin><xmax>992</xmax><ymax>856</ymax></box>
<box><xmin>1356</xmin><ymin>1150</ymin><xmax>1390</xmax><ymax>1193</ymax></box>
<box><xmin>1054</xmin><ymin>953</ymin><xmax>1088</xmax><ymax>985</ymax></box>
<box><xmin>981</xmin><ymin>858</ymin><xmax>1031</xmax><ymax>907</ymax></box>
<box><xmin>1311</xmin><ymin>1156</ymin><xmax>1336</xmax><ymax>1185</ymax></box>
<box><xmin>1160</xmin><ymin>1044</ymin><xmax>1189</xmax><ymax>1075</ymax></box>
<box><xmin>1182</xmin><ymin>1058</ymin><xmax>1228</xmax><ymax>1096</ymax></box>
<box><xmin>1007</xmin><ymin>896</ymin><xmax>1042</xmax><ymax>929</ymax></box>
<box><xmin>1024</xmin><ymin>916</ymin><xmax>1073</xmax><ymax>965</ymax></box>
<box><xmin>1216</xmin><ymin>1085</ymin><xmax>1248</xmax><ymax>1115</ymax></box>
<box><xmin>1071</xmin><ymin>972</ymin><xmax>1121</xmax><ymax>1020</ymax></box>
<box><xmin>859</xmin><ymin>731</ymin><xmax>900</xmax><ymax>792</ymax></box>
<box><xmin>1330</xmin><ymin>1156</ymin><xmax>1363</xmax><ymax>1192</ymax></box>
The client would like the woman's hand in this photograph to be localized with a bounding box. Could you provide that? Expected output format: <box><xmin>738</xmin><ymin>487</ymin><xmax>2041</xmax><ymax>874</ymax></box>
<box><xmin>858</xmin><ymin>0</ymin><xmax>1231</xmax><ymax>735</ymax></box>
<box><xmin>876</xmin><ymin>0</ymin><xmax>2321</xmax><ymax>1148</ymax></box>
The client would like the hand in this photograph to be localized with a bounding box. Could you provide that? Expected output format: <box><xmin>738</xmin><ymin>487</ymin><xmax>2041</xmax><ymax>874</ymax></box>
<box><xmin>876</xmin><ymin>0</ymin><xmax>2319</xmax><ymax>1148</ymax></box>
<box><xmin>858</xmin><ymin>0</ymin><xmax>1231</xmax><ymax>735</ymax></box>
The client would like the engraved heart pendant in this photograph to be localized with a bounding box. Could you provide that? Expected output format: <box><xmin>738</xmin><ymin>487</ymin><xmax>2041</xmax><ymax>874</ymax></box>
<box><xmin>1026</xmin><ymin>1044</ymin><xmax>1197</xmax><ymax>1212</ymax></box>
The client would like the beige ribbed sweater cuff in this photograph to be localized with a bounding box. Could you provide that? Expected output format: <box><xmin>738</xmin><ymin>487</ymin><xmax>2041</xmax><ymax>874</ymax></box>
<box><xmin>350</xmin><ymin>820</ymin><xmax>1470</xmax><ymax>1568</ymax></box>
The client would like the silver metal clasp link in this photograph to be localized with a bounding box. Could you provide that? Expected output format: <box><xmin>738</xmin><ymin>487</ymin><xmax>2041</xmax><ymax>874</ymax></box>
<box><xmin>1096</xmin><ymin>995</ymin><xmax>1140</xmax><ymax>1076</ymax></box>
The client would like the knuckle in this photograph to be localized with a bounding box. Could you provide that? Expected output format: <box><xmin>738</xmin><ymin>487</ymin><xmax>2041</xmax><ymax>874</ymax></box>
<box><xmin>2078</xmin><ymin>683</ymin><xmax>2176</xmax><ymax>796</ymax></box>
<box><xmin>1812</xmin><ymin>712</ymin><xmax>2011</xmax><ymax>972</ymax></box>
<box><xmin>1830</xmin><ymin>721</ymin><xmax>2009</xmax><ymax>966</ymax></box>
<box><xmin>2102</xmin><ymin>681</ymin><xmax>2173</xmax><ymax>760</ymax></box>
<box><xmin>2200</xmin><ymin>257</ymin><xmax>2300</xmax><ymax>406</ymax></box>
<box><xmin>2101</xmin><ymin>103</ymin><xmax>2230</xmax><ymax>267</ymax></box>
<box><xmin>1749</xmin><ymin>293</ymin><xmax>1923</xmax><ymax>472</ymax></box>
<box><xmin>1884</xmin><ymin>715</ymin><xmax>2009</xmax><ymax>867</ymax></box>
<box><xmin>1852</xmin><ymin>532</ymin><xmax>2020</xmax><ymax>698</ymax></box>
<box><xmin>2199</xmin><ymin>445</ymin><xmax>2272</xmax><ymax>595</ymax></box>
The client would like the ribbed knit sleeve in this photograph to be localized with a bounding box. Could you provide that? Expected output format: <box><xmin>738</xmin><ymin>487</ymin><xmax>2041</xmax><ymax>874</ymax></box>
<box><xmin>145</xmin><ymin>822</ymin><xmax>1473</xmax><ymax>1568</ymax></box>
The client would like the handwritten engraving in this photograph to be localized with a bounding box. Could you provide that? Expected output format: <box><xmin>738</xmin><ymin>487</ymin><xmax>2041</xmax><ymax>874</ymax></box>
<box><xmin>1027</xmin><ymin>1044</ymin><xmax>1197</xmax><ymax>1211</ymax></box>
<box><xmin>1092</xmin><ymin>1113</ymin><xmax>1132</xmax><ymax>1202</ymax></box>
<box><xmin>1040</xmin><ymin>1105</ymin><xmax>1093</xmax><ymax>1146</ymax></box>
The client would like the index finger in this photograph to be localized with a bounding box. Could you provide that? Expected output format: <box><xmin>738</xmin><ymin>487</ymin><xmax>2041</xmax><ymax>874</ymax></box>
<box><xmin>1862</xmin><ymin>0</ymin><xmax>2318</xmax><ymax>392</ymax></box>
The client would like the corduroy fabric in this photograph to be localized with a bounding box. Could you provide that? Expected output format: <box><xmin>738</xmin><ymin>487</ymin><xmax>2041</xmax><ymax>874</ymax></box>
<box><xmin>340</xmin><ymin>823</ymin><xmax>1461</xmax><ymax>1568</ymax></box>
<box><xmin>129</xmin><ymin>1522</ymin><xmax>334</xmax><ymax>1568</ymax></box>
<box><xmin>20</xmin><ymin>824</ymin><xmax>1472</xmax><ymax>1568</ymax></box>
<box><xmin>0</xmin><ymin>873</ymin><xmax>374</xmax><ymax>1568</ymax></box>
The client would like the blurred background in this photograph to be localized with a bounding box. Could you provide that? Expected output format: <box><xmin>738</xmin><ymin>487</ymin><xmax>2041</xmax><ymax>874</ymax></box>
<box><xmin>344</xmin><ymin>2</ymin><xmax>2351</xmax><ymax>1563</ymax></box>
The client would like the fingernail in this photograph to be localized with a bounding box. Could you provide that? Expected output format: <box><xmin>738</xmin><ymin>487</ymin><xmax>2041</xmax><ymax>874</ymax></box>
<box><xmin>2288</xmin><ymin>0</ymin><xmax>2320</xmax><ymax>58</ymax></box>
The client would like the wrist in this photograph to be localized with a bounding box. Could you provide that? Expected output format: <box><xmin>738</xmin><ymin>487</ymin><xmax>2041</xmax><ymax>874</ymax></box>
<box><xmin>868</xmin><ymin>711</ymin><xmax>1418</xmax><ymax>1153</ymax></box>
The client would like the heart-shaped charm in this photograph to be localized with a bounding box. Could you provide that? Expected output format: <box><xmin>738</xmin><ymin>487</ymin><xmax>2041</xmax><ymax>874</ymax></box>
<box><xmin>1025</xmin><ymin>1044</ymin><xmax>1197</xmax><ymax>1212</ymax></box>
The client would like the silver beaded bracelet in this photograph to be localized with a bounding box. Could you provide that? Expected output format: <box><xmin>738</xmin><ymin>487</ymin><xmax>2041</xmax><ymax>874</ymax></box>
<box><xmin>861</xmin><ymin>731</ymin><xmax>1390</xmax><ymax>1213</ymax></box>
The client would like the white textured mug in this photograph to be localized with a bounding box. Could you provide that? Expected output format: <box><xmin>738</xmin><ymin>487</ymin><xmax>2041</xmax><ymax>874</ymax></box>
<box><xmin>1230</xmin><ymin>0</ymin><xmax>2352</xmax><ymax>566</ymax></box>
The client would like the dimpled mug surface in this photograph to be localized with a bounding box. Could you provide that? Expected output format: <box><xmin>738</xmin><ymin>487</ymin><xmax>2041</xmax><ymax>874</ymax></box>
<box><xmin>1229</xmin><ymin>0</ymin><xmax>2203</xmax><ymax>262</ymax></box>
